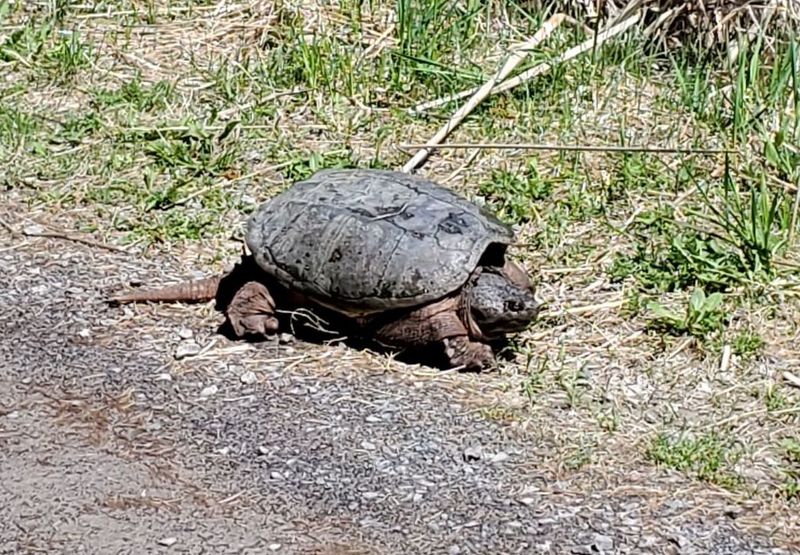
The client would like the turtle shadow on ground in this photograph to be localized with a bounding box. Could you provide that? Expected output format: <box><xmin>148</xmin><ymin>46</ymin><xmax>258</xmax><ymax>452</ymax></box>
<box><xmin>215</xmin><ymin>311</ymin><xmax>512</xmax><ymax>373</ymax></box>
<box><xmin>210</xmin><ymin>255</ymin><xmax>513</xmax><ymax>372</ymax></box>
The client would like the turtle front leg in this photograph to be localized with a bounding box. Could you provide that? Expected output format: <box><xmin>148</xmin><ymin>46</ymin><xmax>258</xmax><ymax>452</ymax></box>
<box><xmin>442</xmin><ymin>336</ymin><xmax>494</xmax><ymax>371</ymax></box>
<box><xmin>371</xmin><ymin>296</ymin><xmax>495</xmax><ymax>371</ymax></box>
<box><xmin>226</xmin><ymin>281</ymin><xmax>280</xmax><ymax>339</ymax></box>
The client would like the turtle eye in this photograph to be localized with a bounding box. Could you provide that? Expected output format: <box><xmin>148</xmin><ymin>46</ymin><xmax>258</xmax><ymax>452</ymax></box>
<box><xmin>505</xmin><ymin>300</ymin><xmax>524</xmax><ymax>312</ymax></box>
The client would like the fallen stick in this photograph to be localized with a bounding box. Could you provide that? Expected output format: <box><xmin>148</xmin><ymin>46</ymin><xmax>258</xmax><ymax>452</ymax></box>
<box><xmin>400</xmin><ymin>13</ymin><xmax>566</xmax><ymax>173</ymax></box>
<box><xmin>411</xmin><ymin>12</ymin><xmax>641</xmax><ymax>114</ymax></box>
<box><xmin>21</xmin><ymin>228</ymin><xmax>127</xmax><ymax>253</ymax></box>
<box><xmin>397</xmin><ymin>142</ymin><xmax>735</xmax><ymax>155</ymax></box>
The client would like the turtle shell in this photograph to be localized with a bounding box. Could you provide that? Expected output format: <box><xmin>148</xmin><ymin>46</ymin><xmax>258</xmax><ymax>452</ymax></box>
<box><xmin>245</xmin><ymin>168</ymin><xmax>514</xmax><ymax>316</ymax></box>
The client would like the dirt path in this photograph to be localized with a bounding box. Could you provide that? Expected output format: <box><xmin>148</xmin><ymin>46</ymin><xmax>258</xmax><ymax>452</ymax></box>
<box><xmin>0</xmin><ymin>218</ymin><xmax>793</xmax><ymax>554</ymax></box>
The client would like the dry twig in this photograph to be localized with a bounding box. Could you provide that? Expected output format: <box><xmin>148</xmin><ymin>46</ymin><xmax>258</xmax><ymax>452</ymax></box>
<box><xmin>401</xmin><ymin>13</ymin><xmax>566</xmax><ymax>172</ymax></box>
<box><xmin>21</xmin><ymin>229</ymin><xmax>127</xmax><ymax>253</ymax></box>
<box><xmin>397</xmin><ymin>142</ymin><xmax>735</xmax><ymax>155</ymax></box>
<box><xmin>411</xmin><ymin>12</ymin><xmax>640</xmax><ymax>113</ymax></box>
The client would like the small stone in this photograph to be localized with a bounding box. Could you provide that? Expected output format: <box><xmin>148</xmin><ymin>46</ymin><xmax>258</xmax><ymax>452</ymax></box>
<box><xmin>155</xmin><ymin>373</ymin><xmax>172</xmax><ymax>382</ymax></box>
<box><xmin>361</xmin><ymin>441</ymin><xmax>376</xmax><ymax>450</ymax></box>
<box><xmin>283</xmin><ymin>346</ymin><xmax>296</xmax><ymax>355</ymax></box>
<box><xmin>365</xmin><ymin>415</ymin><xmax>381</xmax><ymax>423</ymax></box>
<box><xmin>463</xmin><ymin>446</ymin><xmax>483</xmax><ymax>461</ymax></box>
<box><xmin>217</xmin><ymin>447</ymin><xmax>230</xmax><ymax>455</ymax></box>
<box><xmin>268</xmin><ymin>544</ymin><xmax>281</xmax><ymax>551</ymax></box>
<box><xmin>240</xmin><ymin>371</ymin><xmax>258</xmax><ymax>385</ymax></box>
<box><xmin>200</xmin><ymin>384</ymin><xmax>218</xmax><ymax>397</ymax></box>
<box><xmin>278</xmin><ymin>333</ymin><xmax>295</xmax><ymax>344</ymax></box>
<box><xmin>77</xmin><ymin>328</ymin><xmax>91</xmax><ymax>338</ymax></box>
<box><xmin>593</xmin><ymin>533</ymin><xmax>614</xmax><ymax>552</ymax></box>
<box><xmin>175</xmin><ymin>342</ymin><xmax>201</xmax><ymax>360</ymax></box>
<box><xmin>723</xmin><ymin>504</ymin><xmax>743</xmax><ymax>518</ymax></box>
<box><xmin>257</xmin><ymin>446</ymin><xmax>269</xmax><ymax>455</ymax></box>
<box><xmin>158</xmin><ymin>537</ymin><xmax>178</xmax><ymax>547</ymax></box>
<box><xmin>639</xmin><ymin>535</ymin><xmax>658</xmax><ymax>548</ymax></box>
<box><xmin>270</xmin><ymin>471</ymin><xmax>283</xmax><ymax>480</ymax></box>
<box><xmin>23</xmin><ymin>224</ymin><xmax>44</xmax><ymax>235</ymax></box>
<box><xmin>412</xmin><ymin>493</ymin><xmax>423</xmax><ymax>502</ymax></box>
<box><xmin>535</xmin><ymin>541</ymin><xmax>552</xmax><ymax>553</ymax></box>
<box><xmin>518</xmin><ymin>497</ymin><xmax>536</xmax><ymax>506</ymax></box>
<box><xmin>491</xmin><ymin>451</ymin><xmax>510</xmax><ymax>463</ymax></box>
<box><xmin>670</xmin><ymin>534</ymin><xmax>690</xmax><ymax>549</ymax></box>
<box><xmin>177</xmin><ymin>327</ymin><xmax>194</xmax><ymax>340</ymax></box>
<box><xmin>5</xmin><ymin>411</ymin><xmax>19</xmax><ymax>419</ymax></box>
<box><xmin>362</xmin><ymin>492</ymin><xmax>379</xmax><ymax>500</ymax></box>
<box><xmin>448</xmin><ymin>546</ymin><xmax>461</xmax><ymax>555</ymax></box>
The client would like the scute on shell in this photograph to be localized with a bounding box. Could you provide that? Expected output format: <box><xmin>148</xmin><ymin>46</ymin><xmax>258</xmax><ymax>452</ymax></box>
<box><xmin>245</xmin><ymin>169</ymin><xmax>514</xmax><ymax>315</ymax></box>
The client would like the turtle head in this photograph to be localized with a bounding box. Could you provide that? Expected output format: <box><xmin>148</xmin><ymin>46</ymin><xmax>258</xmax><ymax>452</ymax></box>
<box><xmin>467</xmin><ymin>262</ymin><xmax>540</xmax><ymax>338</ymax></box>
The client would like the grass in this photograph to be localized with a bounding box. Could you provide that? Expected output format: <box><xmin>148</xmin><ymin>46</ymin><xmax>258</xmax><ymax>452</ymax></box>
<box><xmin>2</xmin><ymin>0</ymin><xmax>800</xmax><ymax>543</ymax></box>
<box><xmin>646</xmin><ymin>431</ymin><xmax>743</xmax><ymax>490</ymax></box>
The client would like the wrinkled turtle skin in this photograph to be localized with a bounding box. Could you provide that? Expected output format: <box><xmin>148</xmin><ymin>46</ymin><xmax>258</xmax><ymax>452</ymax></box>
<box><xmin>246</xmin><ymin>168</ymin><xmax>515</xmax><ymax>316</ymax></box>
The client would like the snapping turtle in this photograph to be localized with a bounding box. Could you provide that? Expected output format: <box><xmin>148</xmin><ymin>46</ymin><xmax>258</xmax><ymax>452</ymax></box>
<box><xmin>110</xmin><ymin>169</ymin><xmax>539</xmax><ymax>370</ymax></box>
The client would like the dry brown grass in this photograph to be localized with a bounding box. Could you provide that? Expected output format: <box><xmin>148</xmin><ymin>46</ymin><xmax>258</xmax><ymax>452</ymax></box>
<box><xmin>531</xmin><ymin>0</ymin><xmax>800</xmax><ymax>52</ymax></box>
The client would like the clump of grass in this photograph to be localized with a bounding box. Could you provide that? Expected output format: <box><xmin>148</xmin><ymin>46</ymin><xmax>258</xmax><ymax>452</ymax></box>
<box><xmin>478</xmin><ymin>161</ymin><xmax>552</xmax><ymax>224</ymax></box>
<box><xmin>730</xmin><ymin>330</ymin><xmax>765</xmax><ymax>362</ymax></box>
<box><xmin>92</xmin><ymin>76</ymin><xmax>175</xmax><ymax>114</ymax></box>
<box><xmin>691</xmin><ymin>166</ymin><xmax>791</xmax><ymax>284</ymax></box>
<box><xmin>646</xmin><ymin>431</ymin><xmax>743</xmax><ymax>489</ymax></box>
<box><xmin>646</xmin><ymin>287</ymin><xmax>728</xmax><ymax>340</ymax></box>
<box><xmin>281</xmin><ymin>149</ymin><xmax>384</xmax><ymax>183</ymax></box>
<box><xmin>780</xmin><ymin>438</ymin><xmax>800</xmax><ymax>499</ymax></box>
<box><xmin>609</xmin><ymin>206</ymin><xmax>741</xmax><ymax>294</ymax></box>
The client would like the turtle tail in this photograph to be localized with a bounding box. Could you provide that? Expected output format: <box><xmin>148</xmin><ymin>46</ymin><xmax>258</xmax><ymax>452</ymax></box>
<box><xmin>107</xmin><ymin>275</ymin><xmax>223</xmax><ymax>305</ymax></box>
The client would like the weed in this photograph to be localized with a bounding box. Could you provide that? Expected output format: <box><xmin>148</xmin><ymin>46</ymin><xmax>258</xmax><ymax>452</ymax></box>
<box><xmin>394</xmin><ymin>0</ymin><xmax>486</xmax><ymax>94</ymax></box>
<box><xmin>610</xmin><ymin>207</ymin><xmax>742</xmax><ymax>294</ymax></box>
<box><xmin>555</xmin><ymin>363</ymin><xmax>590</xmax><ymax>409</ymax></box>
<box><xmin>782</xmin><ymin>477</ymin><xmax>800</xmax><ymax>500</ymax></box>
<box><xmin>731</xmin><ymin>330</ymin><xmax>765</xmax><ymax>361</ymax></box>
<box><xmin>135</xmin><ymin>123</ymin><xmax>240</xmax><ymax>177</ymax></box>
<box><xmin>479</xmin><ymin>406</ymin><xmax>520</xmax><ymax>423</ymax></box>
<box><xmin>43</xmin><ymin>30</ymin><xmax>94</xmax><ymax>79</ymax></box>
<box><xmin>611</xmin><ymin>153</ymin><xmax>679</xmax><ymax>198</ymax></box>
<box><xmin>562</xmin><ymin>439</ymin><xmax>596</xmax><ymax>471</ymax></box>
<box><xmin>92</xmin><ymin>77</ymin><xmax>175</xmax><ymax>113</ymax></box>
<box><xmin>671</xmin><ymin>52</ymin><xmax>718</xmax><ymax>124</ymax></box>
<box><xmin>281</xmin><ymin>149</ymin><xmax>366</xmax><ymax>183</ymax></box>
<box><xmin>647</xmin><ymin>287</ymin><xmax>728</xmax><ymax>339</ymax></box>
<box><xmin>765</xmin><ymin>385</ymin><xmax>789</xmax><ymax>412</ymax></box>
<box><xmin>691</xmin><ymin>166</ymin><xmax>790</xmax><ymax>282</ymax></box>
<box><xmin>521</xmin><ymin>355</ymin><xmax>548</xmax><ymax>407</ymax></box>
<box><xmin>780</xmin><ymin>438</ymin><xmax>800</xmax><ymax>499</ymax></box>
<box><xmin>783</xmin><ymin>438</ymin><xmax>800</xmax><ymax>465</ymax></box>
<box><xmin>597</xmin><ymin>408</ymin><xmax>620</xmax><ymax>433</ymax></box>
<box><xmin>478</xmin><ymin>161</ymin><xmax>552</xmax><ymax>223</ymax></box>
<box><xmin>57</xmin><ymin>112</ymin><xmax>102</xmax><ymax>145</ymax></box>
<box><xmin>0</xmin><ymin>104</ymin><xmax>39</xmax><ymax>152</ymax></box>
<box><xmin>646</xmin><ymin>431</ymin><xmax>742</xmax><ymax>489</ymax></box>
<box><xmin>0</xmin><ymin>18</ymin><xmax>52</xmax><ymax>65</ymax></box>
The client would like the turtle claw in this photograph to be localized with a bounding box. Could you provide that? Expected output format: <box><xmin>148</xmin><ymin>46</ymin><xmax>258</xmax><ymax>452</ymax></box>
<box><xmin>443</xmin><ymin>336</ymin><xmax>494</xmax><ymax>371</ymax></box>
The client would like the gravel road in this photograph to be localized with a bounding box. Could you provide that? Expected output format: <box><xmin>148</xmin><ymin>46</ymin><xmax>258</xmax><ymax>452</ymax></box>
<box><xmin>0</xmin><ymin>232</ymin><xmax>792</xmax><ymax>554</ymax></box>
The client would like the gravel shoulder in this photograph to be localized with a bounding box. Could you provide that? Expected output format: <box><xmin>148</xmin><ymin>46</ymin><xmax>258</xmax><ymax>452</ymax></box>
<box><xmin>0</xmin><ymin>214</ymin><xmax>793</xmax><ymax>554</ymax></box>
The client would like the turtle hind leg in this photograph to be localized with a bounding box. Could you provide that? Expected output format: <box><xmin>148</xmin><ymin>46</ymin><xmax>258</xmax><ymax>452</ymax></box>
<box><xmin>223</xmin><ymin>281</ymin><xmax>280</xmax><ymax>339</ymax></box>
